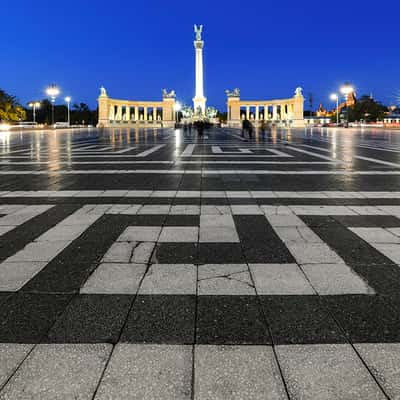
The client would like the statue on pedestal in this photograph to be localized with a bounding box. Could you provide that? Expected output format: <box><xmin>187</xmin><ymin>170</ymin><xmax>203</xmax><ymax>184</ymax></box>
<box><xmin>162</xmin><ymin>89</ymin><xmax>176</xmax><ymax>99</ymax></box>
<box><xmin>100</xmin><ymin>86</ymin><xmax>107</xmax><ymax>96</ymax></box>
<box><xmin>225</xmin><ymin>88</ymin><xmax>241</xmax><ymax>98</ymax></box>
<box><xmin>194</xmin><ymin>24</ymin><xmax>203</xmax><ymax>41</ymax></box>
<box><xmin>295</xmin><ymin>87</ymin><xmax>303</xmax><ymax>97</ymax></box>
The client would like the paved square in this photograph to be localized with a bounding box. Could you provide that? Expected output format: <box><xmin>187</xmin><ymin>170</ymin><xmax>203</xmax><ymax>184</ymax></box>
<box><xmin>1</xmin><ymin>126</ymin><xmax>400</xmax><ymax>398</ymax></box>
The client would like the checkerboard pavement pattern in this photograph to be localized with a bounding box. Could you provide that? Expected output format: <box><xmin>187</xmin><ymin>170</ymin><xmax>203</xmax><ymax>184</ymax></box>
<box><xmin>2</xmin><ymin>127</ymin><xmax>400</xmax><ymax>399</ymax></box>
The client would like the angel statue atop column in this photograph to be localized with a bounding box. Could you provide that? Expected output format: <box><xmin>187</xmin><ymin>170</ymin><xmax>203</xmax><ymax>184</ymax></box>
<box><xmin>194</xmin><ymin>24</ymin><xmax>203</xmax><ymax>41</ymax></box>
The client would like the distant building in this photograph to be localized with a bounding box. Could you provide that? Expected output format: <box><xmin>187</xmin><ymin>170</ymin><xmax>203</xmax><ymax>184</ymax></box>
<box><xmin>316</xmin><ymin>91</ymin><xmax>357</xmax><ymax>117</ymax></box>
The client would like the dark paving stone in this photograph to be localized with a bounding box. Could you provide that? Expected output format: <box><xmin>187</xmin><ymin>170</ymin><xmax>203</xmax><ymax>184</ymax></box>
<box><xmin>234</xmin><ymin>215</ymin><xmax>295</xmax><ymax>263</ymax></box>
<box><xmin>121</xmin><ymin>295</ymin><xmax>195</xmax><ymax>344</ymax></box>
<box><xmin>324</xmin><ymin>295</ymin><xmax>400</xmax><ymax>343</ymax></box>
<box><xmin>0</xmin><ymin>293</ymin><xmax>72</xmax><ymax>343</ymax></box>
<box><xmin>301</xmin><ymin>216</ymin><xmax>396</xmax><ymax>266</ymax></box>
<box><xmin>0</xmin><ymin>292</ymin><xmax>12</xmax><ymax>306</ymax></box>
<box><xmin>260</xmin><ymin>295</ymin><xmax>346</xmax><ymax>345</ymax></box>
<box><xmin>152</xmin><ymin>243</ymin><xmax>198</xmax><ymax>264</ymax></box>
<box><xmin>164</xmin><ymin>215</ymin><xmax>199</xmax><ymax>226</ymax></box>
<box><xmin>0</xmin><ymin>204</ymin><xmax>80</xmax><ymax>263</ymax></box>
<box><xmin>22</xmin><ymin>215</ymin><xmax>138</xmax><ymax>293</ymax></box>
<box><xmin>46</xmin><ymin>294</ymin><xmax>133</xmax><ymax>343</ymax></box>
<box><xmin>333</xmin><ymin>215</ymin><xmax>400</xmax><ymax>228</ymax></box>
<box><xmin>198</xmin><ymin>243</ymin><xmax>245</xmax><ymax>264</ymax></box>
<box><xmin>196</xmin><ymin>295</ymin><xmax>270</xmax><ymax>344</ymax></box>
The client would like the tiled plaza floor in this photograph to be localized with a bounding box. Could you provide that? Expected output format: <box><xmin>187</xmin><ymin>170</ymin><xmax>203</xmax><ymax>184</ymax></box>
<box><xmin>1</xmin><ymin>126</ymin><xmax>400</xmax><ymax>398</ymax></box>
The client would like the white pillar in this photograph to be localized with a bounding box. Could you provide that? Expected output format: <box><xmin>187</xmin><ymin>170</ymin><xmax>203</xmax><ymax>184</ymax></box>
<box><xmin>255</xmin><ymin>106</ymin><xmax>259</xmax><ymax>121</ymax></box>
<box><xmin>153</xmin><ymin>107</ymin><xmax>157</xmax><ymax>122</ymax></box>
<box><xmin>134</xmin><ymin>106</ymin><xmax>139</xmax><ymax>121</ymax></box>
<box><xmin>125</xmin><ymin>106</ymin><xmax>130</xmax><ymax>121</ymax></box>
<box><xmin>192</xmin><ymin>29</ymin><xmax>207</xmax><ymax>115</ymax></box>
<box><xmin>246</xmin><ymin>106</ymin><xmax>250</xmax><ymax>120</ymax></box>
<box><xmin>273</xmin><ymin>105</ymin><xmax>278</xmax><ymax>120</ymax></box>
<box><xmin>144</xmin><ymin>107</ymin><xmax>148</xmax><ymax>121</ymax></box>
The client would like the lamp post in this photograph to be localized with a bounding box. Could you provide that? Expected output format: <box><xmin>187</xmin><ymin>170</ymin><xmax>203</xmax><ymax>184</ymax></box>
<box><xmin>65</xmin><ymin>97</ymin><xmax>71</xmax><ymax>126</ymax></box>
<box><xmin>340</xmin><ymin>84</ymin><xmax>354</xmax><ymax>126</ymax></box>
<box><xmin>28</xmin><ymin>101</ymin><xmax>41</xmax><ymax>124</ymax></box>
<box><xmin>46</xmin><ymin>84</ymin><xmax>60</xmax><ymax>126</ymax></box>
<box><xmin>330</xmin><ymin>94</ymin><xmax>339</xmax><ymax>125</ymax></box>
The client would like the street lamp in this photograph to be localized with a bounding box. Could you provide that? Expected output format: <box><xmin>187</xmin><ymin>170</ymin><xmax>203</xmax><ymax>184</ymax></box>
<box><xmin>330</xmin><ymin>94</ymin><xmax>339</xmax><ymax>125</ymax></box>
<box><xmin>340</xmin><ymin>84</ymin><xmax>354</xmax><ymax>125</ymax></box>
<box><xmin>46</xmin><ymin>84</ymin><xmax>60</xmax><ymax>126</ymax></box>
<box><xmin>65</xmin><ymin>96</ymin><xmax>71</xmax><ymax>126</ymax></box>
<box><xmin>28</xmin><ymin>101</ymin><xmax>41</xmax><ymax>124</ymax></box>
<box><xmin>173</xmin><ymin>102</ymin><xmax>182</xmax><ymax>124</ymax></box>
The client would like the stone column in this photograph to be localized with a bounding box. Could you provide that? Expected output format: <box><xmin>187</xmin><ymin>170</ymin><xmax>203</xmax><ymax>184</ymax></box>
<box><xmin>255</xmin><ymin>106</ymin><xmax>259</xmax><ymax>121</ymax></box>
<box><xmin>144</xmin><ymin>106</ymin><xmax>148</xmax><ymax>121</ymax></box>
<box><xmin>292</xmin><ymin>91</ymin><xmax>305</xmax><ymax>127</ymax></box>
<box><xmin>153</xmin><ymin>107</ymin><xmax>157</xmax><ymax>122</ymax></box>
<box><xmin>134</xmin><ymin>106</ymin><xmax>139</xmax><ymax>121</ymax></box>
<box><xmin>125</xmin><ymin>106</ymin><xmax>130</xmax><ymax>121</ymax></box>
<box><xmin>246</xmin><ymin>106</ymin><xmax>250</xmax><ymax>120</ymax></box>
<box><xmin>281</xmin><ymin>104</ymin><xmax>285</xmax><ymax>120</ymax></box>
<box><xmin>109</xmin><ymin>105</ymin><xmax>114</xmax><ymax>121</ymax></box>
<box><xmin>273</xmin><ymin>105</ymin><xmax>278</xmax><ymax>120</ymax></box>
<box><xmin>116</xmin><ymin>105</ymin><xmax>122</xmax><ymax>121</ymax></box>
<box><xmin>97</xmin><ymin>89</ymin><xmax>110</xmax><ymax>127</ymax></box>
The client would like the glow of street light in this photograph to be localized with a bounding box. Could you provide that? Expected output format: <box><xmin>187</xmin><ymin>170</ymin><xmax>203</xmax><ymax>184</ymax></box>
<box><xmin>340</xmin><ymin>84</ymin><xmax>354</xmax><ymax>95</ymax></box>
<box><xmin>330</xmin><ymin>94</ymin><xmax>338</xmax><ymax>101</ymax></box>
<box><xmin>65</xmin><ymin>96</ymin><xmax>71</xmax><ymax>103</ymax></box>
<box><xmin>173</xmin><ymin>102</ymin><xmax>182</xmax><ymax>112</ymax></box>
<box><xmin>46</xmin><ymin>84</ymin><xmax>60</xmax><ymax>98</ymax></box>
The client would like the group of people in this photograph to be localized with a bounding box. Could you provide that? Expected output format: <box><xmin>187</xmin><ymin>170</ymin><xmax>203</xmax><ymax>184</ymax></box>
<box><xmin>241</xmin><ymin>119</ymin><xmax>267</xmax><ymax>140</ymax></box>
<box><xmin>182</xmin><ymin>120</ymin><xmax>209</xmax><ymax>136</ymax></box>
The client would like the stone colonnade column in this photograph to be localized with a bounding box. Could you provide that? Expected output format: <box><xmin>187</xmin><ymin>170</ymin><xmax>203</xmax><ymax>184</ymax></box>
<box><xmin>246</xmin><ymin>106</ymin><xmax>250</xmax><ymax>120</ymax></box>
<box><xmin>255</xmin><ymin>106</ymin><xmax>259</xmax><ymax>120</ymax></box>
<box><xmin>273</xmin><ymin>105</ymin><xmax>278</xmax><ymax>120</ymax></box>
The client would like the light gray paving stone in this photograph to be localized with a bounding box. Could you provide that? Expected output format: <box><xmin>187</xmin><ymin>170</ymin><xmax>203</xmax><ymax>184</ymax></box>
<box><xmin>130</xmin><ymin>242</ymin><xmax>155</xmax><ymax>264</ymax></box>
<box><xmin>117</xmin><ymin>226</ymin><xmax>161</xmax><ymax>242</ymax></box>
<box><xmin>323</xmin><ymin>191</ymin><xmax>366</xmax><ymax>198</ymax></box>
<box><xmin>169</xmin><ymin>205</ymin><xmax>200</xmax><ymax>215</ymax></box>
<box><xmin>250</xmin><ymin>264</ymin><xmax>315</xmax><ymax>295</ymax></box>
<box><xmin>0</xmin><ymin>344</ymin><xmax>112</xmax><ymax>400</ymax></box>
<box><xmin>126</xmin><ymin>190</ymin><xmax>153</xmax><ymax>198</ymax></box>
<box><xmin>102</xmin><ymin>242</ymin><xmax>134</xmax><ymax>263</ymax></box>
<box><xmin>48</xmin><ymin>190</ymin><xmax>80</xmax><ymax>197</ymax></box>
<box><xmin>250</xmin><ymin>191</ymin><xmax>276</xmax><ymax>198</ymax></box>
<box><xmin>5</xmin><ymin>241</ymin><xmax>69</xmax><ymax>262</ymax></box>
<box><xmin>276</xmin><ymin>344</ymin><xmax>386</xmax><ymax>400</ymax></box>
<box><xmin>348</xmin><ymin>206</ymin><xmax>389</xmax><ymax>215</ymax></box>
<box><xmin>107</xmin><ymin>204</ymin><xmax>134</xmax><ymax>214</ymax></box>
<box><xmin>81</xmin><ymin>263</ymin><xmax>146</xmax><ymax>294</ymax></box>
<box><xmin>226</xmin><ymin>191</ymin><xmax>251</xmax><ymax>198</ymax></box>
<box><xmin>95</xmin><ymin>344</ymin><xmax>192</xmax><ymax>400</ymax></box>
<box><xmin>274</xmin><ymin>226</ymin><xmax>322</xmax><ymax>244</ymax></box>
<box><xmin>138</xmin><ymin>205</ymin><xmax>171</xmax><ymax>214</ymax></box>
<box><xmin>36</xmin><ymin>224</ymin><xmax>88</xmax><ymax>242</ymax></box>
<box><xmin>301</xmin><ymin>263</ymin><xmax>374</xmax><ymax>295</ymax></box>
<box><xmin>159</xmin><ymin>227</ymin><xmax>199</xmax><ymax>242</ymax></box>
<box><xmin>194</xmin><ymin>345</ymin><xmax>287</xmax><ymax>400</ymax></box>
<box><xmin>139</xmin><ymin>264</ymin><xmax>197</xmax><ymax>294</ymax></box>
<box><xmin>0</xmin><ymin>344</ymin><xmax>34</xmax><ymax>388</ymax></box>
<box><xmin>286</xmin><ymin>243</ymin><xmax>344</xmax><ymax>264</ymax></box>
<box><xmin>230</xmin><ymin>205</ymin><xmax>263</xmax><ymax>215</ymax></box>
<box><xmin>61</xmin><ymin>213</ymin><xmax>100</xmax><ymax>226</ymax></box>
<box><xmin>0</xmin><ymin>262</ymin><xmax>47</xmax><ymax>291</ymax></box>
<box><xmin>376</xmin><ymin>206</ymin><xmax>400</xmax><ymax>215</ymax></box>
<box><xmin>200</xmin><ymin>215</ymin><xmax>240</xmax><ymax>242</ymax></box>
<box><xmin>102</xmin><ymin>190</ymin><xmax>128</xmax><ymax>197</ymax></box>
<box><xmin>200</xmin><ymin>191</ymin><xmax>226</xmax><ymax>198</ymax></box>
<box><xmin>266</xmin><ymin>214</ymin><xmax>306</xmax><ymax>227</ymax></box>
<box><xmin>350</xmin><ymin>227</ymin><xmax>400</xmax><ymax>244</ymax></box>
<box><xmin>120</xmin><ymin>205</ymin><xmax>142</xmax><ymax>215</ymax></box>
<box><xmin>151</xmin><ymin>190</ymin><xmax>177</xmax><ymax>197</ymax></box>
<box><xmin>200</xmin><ymin>205</ymin><xmax>231</xmax><ymax>215</ymax></box>
<box><xmin>260</xmin><ymin>205</ymin><xmax>294</xmax><ymax>215</ymax></box>
<box><xmin>198</xmin><ymin>264</ymin><xmax>255</xmax><ymax>295</ymax></box>
<box><xmin>176</xmin><ymin>191</ymin><xmax>200</xmax><ymax>198</ymax></box>
<box><xmin>355</xmin><ymin>343</ymin><xmax>400</xmax><ymax>400</ymax></box>
<box><xmin>289</xmin><ymin>205</ymin><xmax>356</xmax><ymax>215</ymax></box>
<box><xmin>387</xmin><ymin>227</ymin><xmax>400</xmax><ymax>238</ymax></box>
<box><xmin>74</xmin><ymin>190</ymin><xmax>105</xmax><ymax>197</ymax></box>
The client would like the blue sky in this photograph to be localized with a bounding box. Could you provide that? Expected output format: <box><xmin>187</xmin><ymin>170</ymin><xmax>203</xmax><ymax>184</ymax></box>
<box><xmin>2</xmin><ymin>0</ymin><xmax>399</xmax><ymax>111</ymax></box>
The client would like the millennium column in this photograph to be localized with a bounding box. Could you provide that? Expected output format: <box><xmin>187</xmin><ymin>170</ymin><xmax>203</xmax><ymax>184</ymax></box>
<box><xmin>193</xmin><ymin>24</ymin><xmax>207</xmax><ymax>116</ymax></box>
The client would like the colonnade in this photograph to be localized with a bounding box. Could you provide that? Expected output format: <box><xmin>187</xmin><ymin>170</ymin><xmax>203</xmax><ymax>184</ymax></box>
<box><xmin>226</xmin><ymin>88</ymin><xmax>305</xmax><ymax>127</ymax></box>
<box><xmin>97</xmin><ymin>89</ymin><xmax>175</xmax><ymax>128</ymax></box>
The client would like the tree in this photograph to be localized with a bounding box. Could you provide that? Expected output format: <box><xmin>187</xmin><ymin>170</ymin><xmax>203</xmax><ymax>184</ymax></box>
<box><xmin>347</xmin><ymin>96</ymin><xmax>388</xmax><ymax>122</ymax></box>
<box><xmin>0</xmin><ymin>89</ymin><xmax>26</xmax><ymax>122</ymax></box>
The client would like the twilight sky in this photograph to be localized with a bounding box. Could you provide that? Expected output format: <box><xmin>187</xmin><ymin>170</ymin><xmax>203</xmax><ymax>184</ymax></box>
<box><xmin>2</xmin><ymin>0</ymin><xmax>399</xmax><ymax>111</ymax></box>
